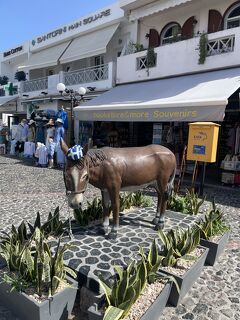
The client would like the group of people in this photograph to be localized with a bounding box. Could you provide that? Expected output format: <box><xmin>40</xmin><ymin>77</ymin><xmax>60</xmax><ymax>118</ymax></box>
<box><xmin>11</xmin><ymin>117</ymin><xmax>66</xmax><ymax>169</ymax></box>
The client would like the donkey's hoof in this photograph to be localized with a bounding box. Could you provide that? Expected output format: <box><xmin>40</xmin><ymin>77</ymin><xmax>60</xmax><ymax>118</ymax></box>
<box><xmin>98</xmin><ymin>227</ymin><xmax>107</xmax><ymax>236</ymax></box>
<box><xmin>155</xmin><ymin>222</ymin><xmax>164</xmax><ymax>231</ymax></box>
<box><xmin>152</xmin><ymin>217</ymin><xmax>160</xmax><ymax>225</ymax></box>
<box><xmin>108</xmin><ymin>231</ymin><xmax>117</xmax><ymax>240</ymax></box>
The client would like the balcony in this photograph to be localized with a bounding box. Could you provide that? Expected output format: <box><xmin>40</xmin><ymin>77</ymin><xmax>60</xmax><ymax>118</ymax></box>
<box><xmin>20</xmin><ymin>62</ymin><xmax>115</xmax><ymax>98</ymax></box>
<box><xmin>117</xmin><ymin>27</ymin><xmax>240</xmax><ymax>84</ymax></box>
<box><xmin>22</xmin><ymin>77</ymin><xmax>48</xmax><ymax>93</ymax></box>
<box><xmin>63</xmin><ymin>64</ymin><xmax>109</xmax><ymax>86</ymax></box>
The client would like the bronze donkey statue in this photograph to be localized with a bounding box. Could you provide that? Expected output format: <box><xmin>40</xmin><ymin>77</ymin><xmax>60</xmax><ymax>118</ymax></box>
<box><xmin>61</xmin><ymin>140</ymin><xmax>176</xmax><ymax>239</ymax></box>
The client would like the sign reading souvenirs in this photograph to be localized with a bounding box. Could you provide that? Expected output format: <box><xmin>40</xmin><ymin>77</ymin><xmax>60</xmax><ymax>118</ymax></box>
<box><xmin>32</xmin><ymin>9</ymin><xmax>111</xmax><ymax>46</ymax></box>
<box><xmin>3</xmin><ymin>46</ymin><xmax>23</xmax><ymax>57</ymax></box>
<box><xmin>75</xmin><ymin>105</ymin><xmax>226</xmax><ymax>122</ymax></box>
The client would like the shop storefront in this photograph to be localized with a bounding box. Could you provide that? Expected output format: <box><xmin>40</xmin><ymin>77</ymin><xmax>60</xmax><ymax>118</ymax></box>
<box><xmin>74</xmin><ymin>68</ymin><xmax>240</xmax><ymax>176</ymax></box>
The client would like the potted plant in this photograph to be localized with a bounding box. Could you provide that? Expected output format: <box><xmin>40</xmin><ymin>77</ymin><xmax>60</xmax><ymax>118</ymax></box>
<box><xmin>88</xmin><ymin>240</ymin><xmax>173</xmax><ymax>320</ymax></box>
<box><xmin>0</xmin><ymin>228</ymin><xmax>77</xmax><ymax>320</ymax></box>
<box><xmin>0</xmin><ymin>75</ymin><xmax>9</xmax><ymax>86</ymax></box>
<box><xmin>197</xmin><ymin>199</ymin><xmax>230</xmax><ymax>266</ymax></box>
<box><xmin>15</xmin><ymin>70</ymin><xmax>26</xmax><ymax>82</ymax></box>
<box><xmin>167</xmin><ymin>190</ymin><xmax>205</xmax><ymax>215</ymax></box>
<box><xmin>158</xmin><ymin>227</ymin><xmax>208</xmax><ymax>307</ymax></box>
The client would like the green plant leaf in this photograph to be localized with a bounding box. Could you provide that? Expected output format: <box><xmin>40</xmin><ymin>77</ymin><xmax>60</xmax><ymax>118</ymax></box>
<box><xmin>103</xmin><ymin>306</ymin><xmax>124</xmax><ymax>320</ymax></box>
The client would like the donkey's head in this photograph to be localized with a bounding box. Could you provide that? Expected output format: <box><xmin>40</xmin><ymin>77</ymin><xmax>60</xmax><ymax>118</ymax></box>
<box><xmin>61</xmin><ymin>139</ymin><xmax>89</xmax><ymax>209</ymax></box>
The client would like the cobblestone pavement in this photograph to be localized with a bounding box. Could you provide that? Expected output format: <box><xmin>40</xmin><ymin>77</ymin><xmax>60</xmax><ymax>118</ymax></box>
<box><xmin>0</xmin><ymin>155</ymin><xmax>239</xmax><ymax>320</ymax></box>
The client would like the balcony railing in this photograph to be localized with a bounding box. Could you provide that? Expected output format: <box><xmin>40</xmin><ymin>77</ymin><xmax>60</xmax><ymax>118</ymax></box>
<box><xmin>23</xmin><ymin>77</ymin><xmax>48</xmax><ymax>93</ymax></box>
<box><xmin>63</xmin><ymin>64</ymin><xmax>109</xmax><ymax>86</ymax></box>
<box><xmin>207</xmin><ymin>35</ymin><xmax>235</xmax><ymax>56</ymax></box>
<box><xmin>136</xmin><ymin>54</ymin><xmax>157</xmax><ymax>70</ymax></box>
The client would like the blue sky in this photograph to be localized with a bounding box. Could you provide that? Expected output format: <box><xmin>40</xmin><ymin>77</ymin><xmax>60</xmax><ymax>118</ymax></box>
<box><xmin>0</xmin><ymin>0</ymin><xmax>115</xmax><ymax>51</ymax></box>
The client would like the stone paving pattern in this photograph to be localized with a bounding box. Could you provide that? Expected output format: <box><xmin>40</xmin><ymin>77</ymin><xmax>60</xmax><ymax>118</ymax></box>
<box><xmin>0</xmin><ymin>155</ymin><xmax>239</xmax><ymax>320</ymax></box>
<box><xmin>54</xmin><ymin>209</ymin><xmax>203</xmax><ymax>293</ymax></box>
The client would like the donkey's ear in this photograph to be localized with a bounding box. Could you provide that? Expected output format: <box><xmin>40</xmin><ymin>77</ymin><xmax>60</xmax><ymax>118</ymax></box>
<box><xmin>60</xmin><ymin>139</ymin><xmax>69</xmax><ymax>155</ymax></box>
<box><xmin>83</xmin><ymin>144</ymin><xmax>89</xmax><ymax>155</ymax></box>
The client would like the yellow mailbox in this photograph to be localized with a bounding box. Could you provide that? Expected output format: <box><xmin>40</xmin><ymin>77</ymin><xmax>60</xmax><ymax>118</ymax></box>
<box><xmin>187</xmin><ymin>122</ymin><xmax>220</xmax><ymax>163</ymax></box>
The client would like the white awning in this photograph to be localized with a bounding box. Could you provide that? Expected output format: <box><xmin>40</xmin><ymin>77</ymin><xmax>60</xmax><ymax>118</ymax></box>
<box><xmin>74</xmin><ymin>68</ymin><xmax>240</xmax><ymax>122</ymax></box>
<box><xmin>129</xmin><ymin>0</ymin><xmax>193</xmax><ymax>21</ymax></box>
<box><xmin>60</xmin><ymin>24</ymin><xmax>119</xmax><ymax>64</ymax></box>
<box><xmin>0</xmin><ymin>95</ymin><xmax>18</xmax><ymax>107</ymax></box>
<box><xmin>19</xmin><ymin>41</ymin><xmax>71</xmax><ymax>70</ymax></box>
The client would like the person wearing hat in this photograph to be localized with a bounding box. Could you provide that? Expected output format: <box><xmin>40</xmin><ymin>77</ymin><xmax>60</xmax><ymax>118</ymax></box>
<box><xmin>27</xmin><ymin>120</ymin><xmax>36</xmax><ymax>142</ymax></box>
<box><xmin>45</xmin><ymin>118</ymin><xmax>55</xmax><ymax>147</ymax></box>
<box><xmin>54</xmin><ymin>118</ymin><xmax>65</xmax><ymax>168</ymax></box>
<box><xmin>24</xmin><ymin>120</ymin><xmax>36</xmax><ymax>157</ymax></box>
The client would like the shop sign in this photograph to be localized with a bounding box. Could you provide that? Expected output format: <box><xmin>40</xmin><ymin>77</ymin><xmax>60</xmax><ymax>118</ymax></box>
<box><xmin>3</xmin><ymin>46</ymin><xmax>23</xmax><ymax>58</ymax></box>
<box><xmin>75</xmin><ymin>105</ymin><xmax>226</xmax><ymax>123</ymax></box>
<box><xmin>31</xmin><ymin>9</ymin><xmax>111</xmax><ymax>46</ymax></box>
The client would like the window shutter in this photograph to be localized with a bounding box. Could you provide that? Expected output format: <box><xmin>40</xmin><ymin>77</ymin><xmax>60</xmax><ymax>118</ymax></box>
<box><xmin>208</xmin><ymin>10</ymin><xmax>223</xmax><ymax>33</ymax></box>
<box><xmin>182</xmin><ymin>16</ymin><xmax>195</xmax><ymax>40</ymax></box>
<box><xmin>148</xmin><ymin>29</ymin><xmax>160</xmax><ymax>48</ymax></box>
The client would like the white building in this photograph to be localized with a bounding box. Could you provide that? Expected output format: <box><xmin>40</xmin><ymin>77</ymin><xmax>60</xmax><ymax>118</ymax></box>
<box><xmin>74</xmin><ymin>0</ymin><xmax>240</xmax><ymax>171</ymax></box>
<box><xmin>1</xmin><ymin>0</ymin><xmax>240</xmax><ymax>167</ymax></box>
<box><xmin>0</xmin><ymin>2</ymin><xmax>132</xmax><ymax>134</ymax></box>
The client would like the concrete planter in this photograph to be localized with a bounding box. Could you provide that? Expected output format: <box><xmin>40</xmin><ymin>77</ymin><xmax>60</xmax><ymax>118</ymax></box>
<box><xmin>0</xmin><ymin>272</ymin><xmax>78</xmax><ymax>320</ymax></box>
<box><xmin>160</xmin><ymin>246</ymin><xmax>209</xmax><ymax>307</ymax></box>
<box><xmin>200</xmin><ymin>231</ymin><xmax>230</xmax><ymax>266</ymax></box>
<box><xmin>88</xmin><ymin>278</ymin><xmax>172</xmax><ymax>320</ymax></box>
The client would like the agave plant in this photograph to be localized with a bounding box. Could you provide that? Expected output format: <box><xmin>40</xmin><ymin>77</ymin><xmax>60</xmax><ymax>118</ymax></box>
<box><xmin>158</xmin><ymin>227</ymin><xmax>200</xmax><ymax>267</ymax></box>
<box><xmin>99</xmin><ymin>258</ymin><xmax>147</xmax><ymax>318</ymax></box>
<box><xmin>197</xmin><ymin>199</ymin><xmax>230</xmax><ymax>240</ymax></box>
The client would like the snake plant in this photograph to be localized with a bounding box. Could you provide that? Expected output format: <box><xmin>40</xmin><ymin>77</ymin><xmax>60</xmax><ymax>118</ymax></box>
<box><xmin>158</xmin><ymin>227</ymin><xmax>201</xmax><ymax>267</ymax></box>
<box><xmin>0</xmin><ymin>228</ymin><xmax>76</xmax><ymax>297</ymax></box>
<box><xmin>99</xmin><ymin>258</ymin><xmax>147</xmax><ymax>318</ymax></box>
<box><xmin>168</xmin><ymin>190</ymin><xmax>205</xmax><ymax>215</ymax></box>
<box><xmin>28</xmin><ymin>206</ymin><xmax>69</xmax><ymax>237</ymax></box>
<box><xmin>74</xmin><ymin>197</ymin><xmax>103</xmax><ymax>226</ymax></box>
<box><xmin>197</xmin><ymin>199</ymin><xmax>230</xmax><ymax>240</ymax></box>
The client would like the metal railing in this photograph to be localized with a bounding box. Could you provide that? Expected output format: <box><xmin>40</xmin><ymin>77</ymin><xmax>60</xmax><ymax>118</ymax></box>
<box><xmin>63</xmin><ymin>64</ymin><xmax>109</xmax><ymax>86</ymax></box>
<box><xmin>136</xmin><ymin>55</ymin><xmax>157</xmax><ymax>70</ymax></box>
<box><xmin>23</xmin><ymin>77</ymin><xmax>48</xmax><ymax>93</ymax></box>
<box><xmin>207</xmin><ymin>35</ymin><xmax>235</xmax><ymax>56</ymax></box>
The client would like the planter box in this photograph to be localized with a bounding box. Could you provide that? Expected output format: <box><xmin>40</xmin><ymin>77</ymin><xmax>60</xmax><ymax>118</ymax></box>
<box><xmin>0</xmin><ymin>272</ymin><xmax>78</xmax><ymax>320</ymax></box>
<box><xmin>200</xmin><ymin>231</ymin><xmax>230</xmax><ymax>266</ymax></box>
<box><xmin>88</xmin><ymin>278</ymin><xmax>172</xmax><ymax>320</ymax></box>
<box><xmin>160</xmin><ymin>246</ymin><xmax>209</xmax><ymax>307</ymax></box>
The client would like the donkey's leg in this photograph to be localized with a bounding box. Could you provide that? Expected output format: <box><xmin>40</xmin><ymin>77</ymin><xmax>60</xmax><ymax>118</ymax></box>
<box><xmin>108</xmin><ymin>188</ymin><xmax>120</xmax><ymax>240</ymax></box>
<box><xmin>152</xmin><ymin>186</ymin><xmax>161</xmax><ymax>225</ymax></box>
<box><xmin>99</xmin><ymin>190</ymin><xmax>110</xmax><ymax>235</ymax></box>
<box><xmin>155</xmin><ymin>179</ymin><xmax>169</xmax><ymax>230</ymax></box>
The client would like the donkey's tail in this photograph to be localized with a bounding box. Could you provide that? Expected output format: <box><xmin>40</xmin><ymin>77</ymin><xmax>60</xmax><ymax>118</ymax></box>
<box><xmin>167</xmin><ymin>166</ymin><xmax>176</xmax><ymax>196</ymax></box>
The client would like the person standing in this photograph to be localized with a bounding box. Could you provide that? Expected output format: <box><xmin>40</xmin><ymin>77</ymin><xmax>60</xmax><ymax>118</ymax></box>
<box><xmin>54</xmin><ymin>118</ymin><xmax>65</xmax><ymax>167</ymax></box>
<box><xmin>45</xmin><ymin>119</ymin><xmax>55</xmax><ymax>147</ymax></box>
<box><xmin>24</xmin><ymin>120</ymin><xmax>36</xmax><ymax>157</ymax></box>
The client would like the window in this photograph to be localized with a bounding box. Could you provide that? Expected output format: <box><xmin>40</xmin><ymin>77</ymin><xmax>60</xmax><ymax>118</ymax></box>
<box><xmin>160</xmin><ymin>23</ymin><xmax>181</xmax><ymax>45</ymax></box>
<box><xmin>225</xmin><ymin>3</ymin><xmax>240</xmax><ymax>29</ymax></box>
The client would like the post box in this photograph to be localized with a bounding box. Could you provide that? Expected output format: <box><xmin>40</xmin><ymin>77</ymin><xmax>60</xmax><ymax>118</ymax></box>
<box><xmin>187</xmin><ymin>122</ymin><xmax>220</xmax><ymax>163</ymax></box>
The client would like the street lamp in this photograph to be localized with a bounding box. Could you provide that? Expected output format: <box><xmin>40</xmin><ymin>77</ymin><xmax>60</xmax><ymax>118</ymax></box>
<box><xmin>57</xmin><ymin>83</ymin><xmax>86</xmax><ymax>146</ymax></box>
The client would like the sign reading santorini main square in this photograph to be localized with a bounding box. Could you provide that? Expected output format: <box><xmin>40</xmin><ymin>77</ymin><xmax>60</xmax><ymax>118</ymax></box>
<box><xmin>31</xmin><ymin>9</ymin><xmax>111</xmax><ymax>47</ymax></box>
